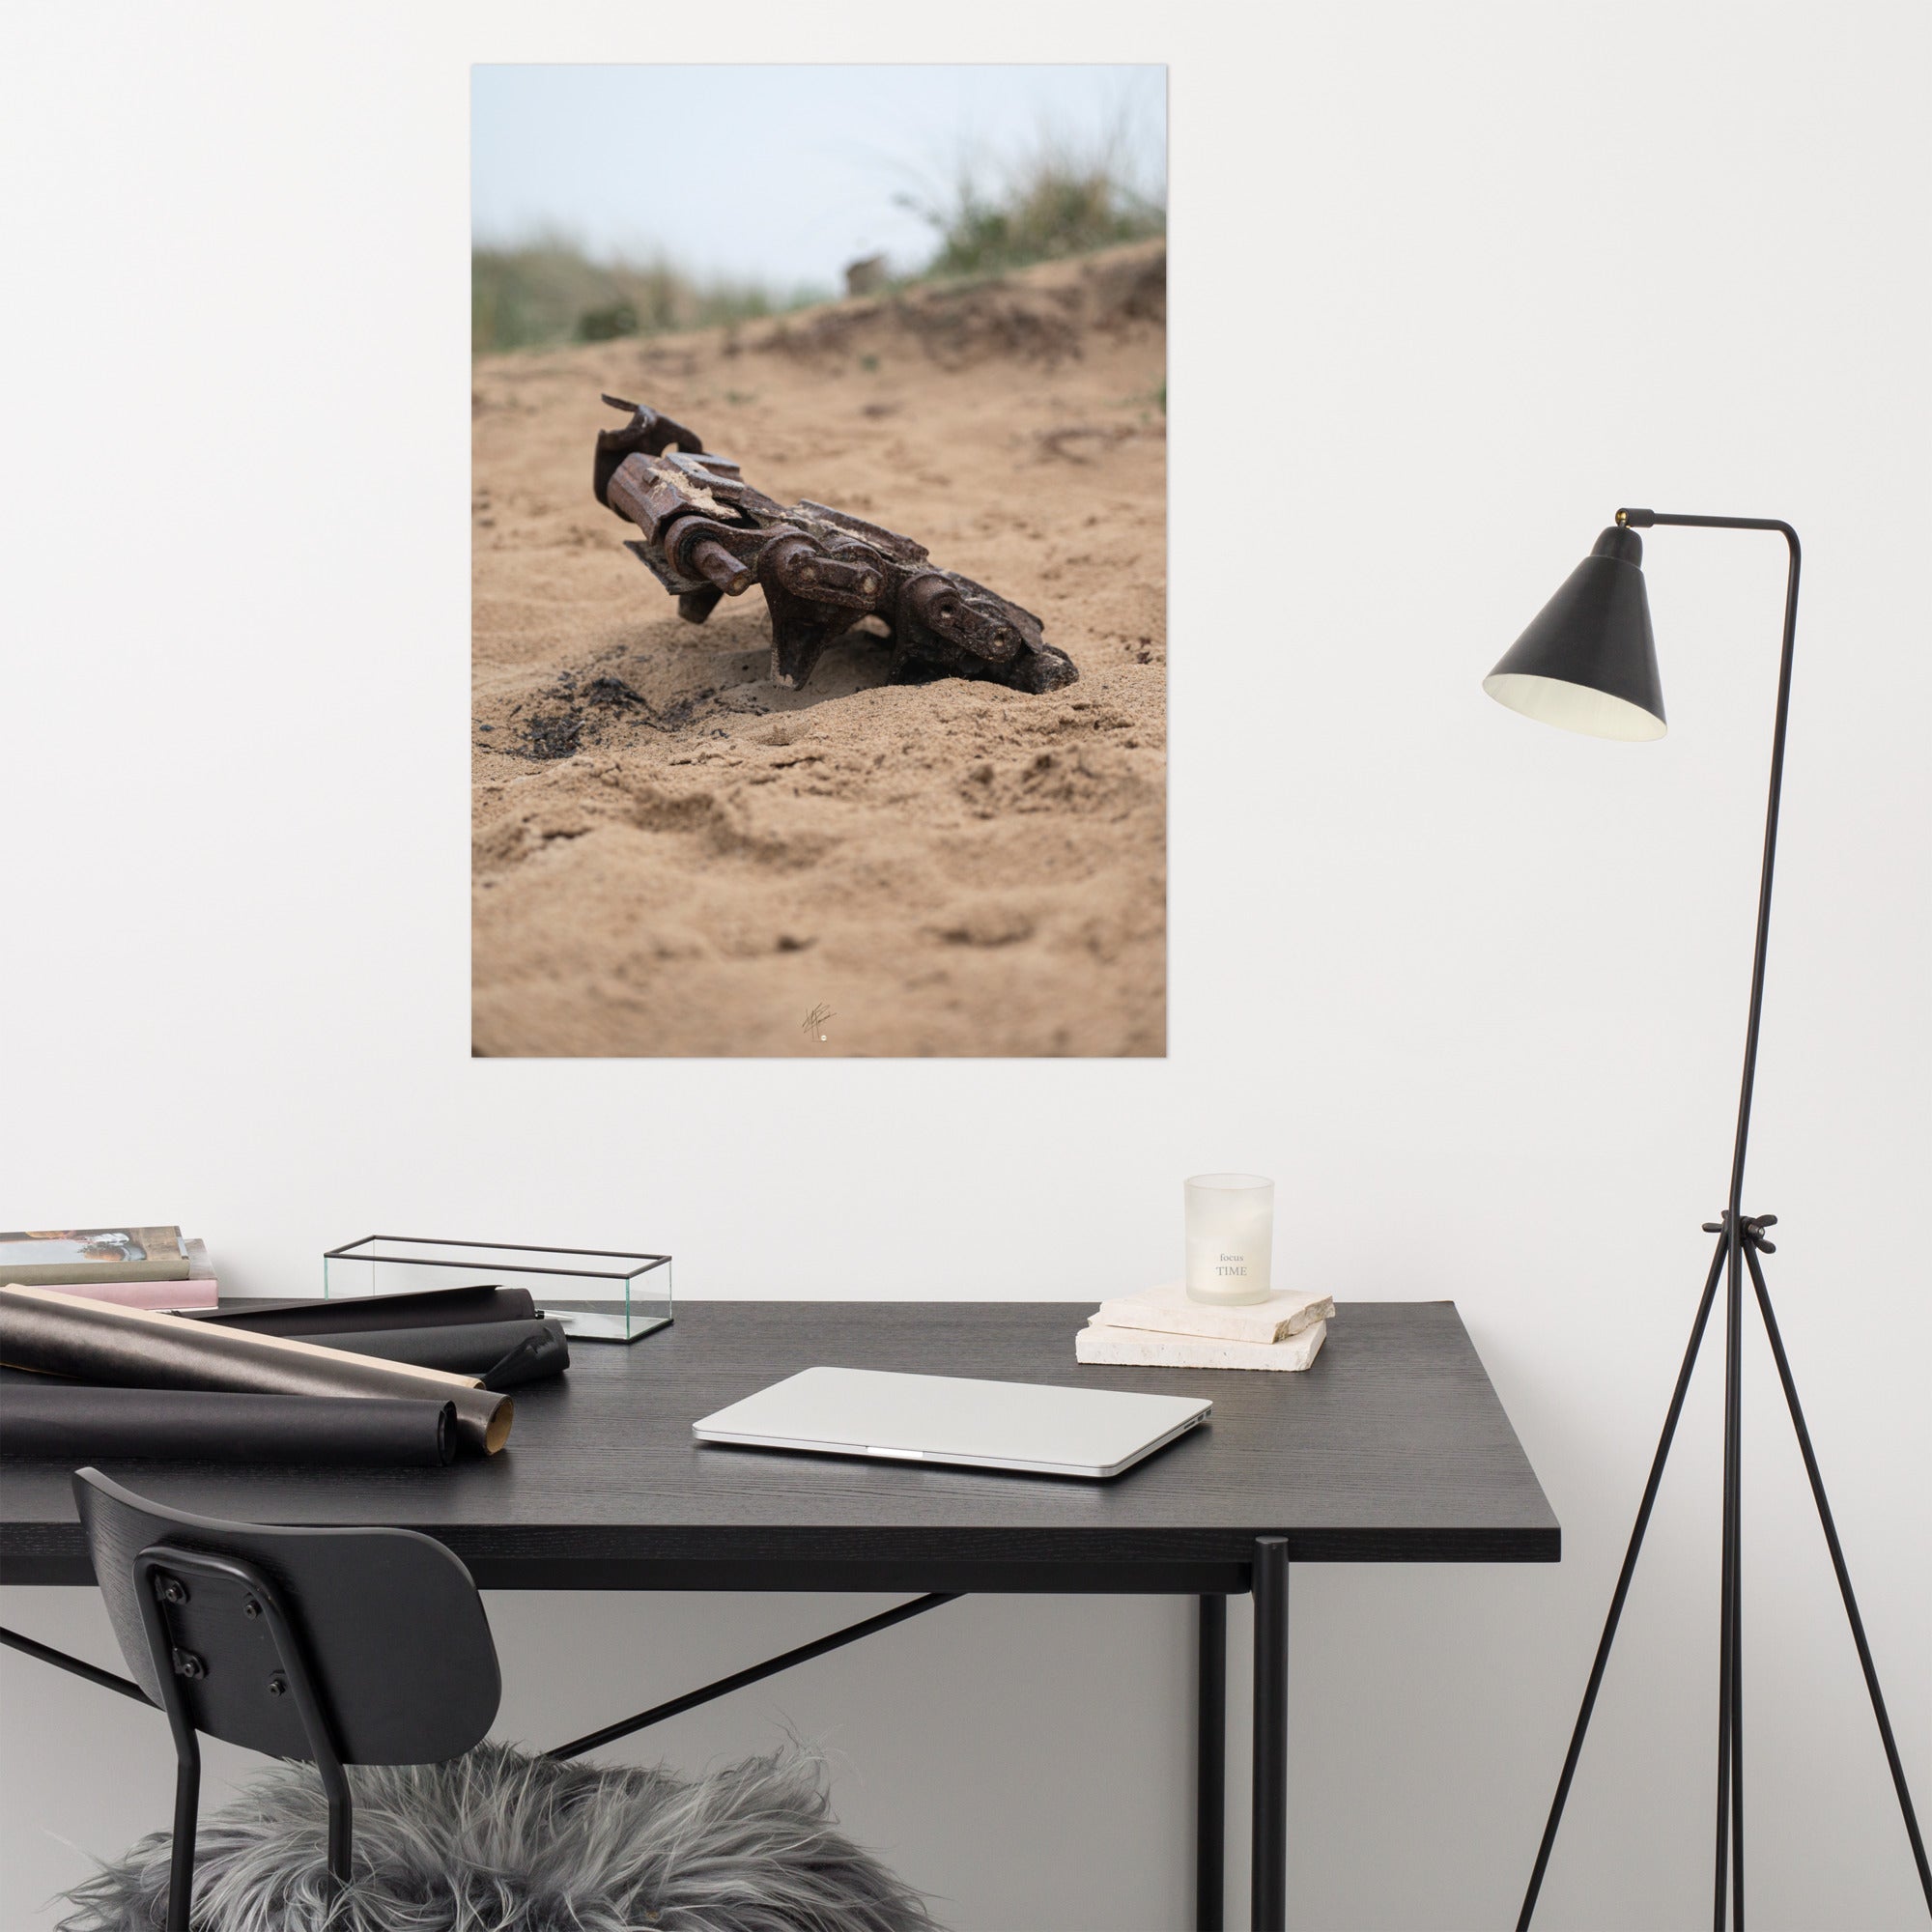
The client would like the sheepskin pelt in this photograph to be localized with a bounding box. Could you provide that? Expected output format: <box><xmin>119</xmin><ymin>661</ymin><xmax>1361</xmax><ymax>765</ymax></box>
<box><xmin>58</xmin><ymin>1740</ymin><xmax>937</xmax><ymax>1932</ymax></box>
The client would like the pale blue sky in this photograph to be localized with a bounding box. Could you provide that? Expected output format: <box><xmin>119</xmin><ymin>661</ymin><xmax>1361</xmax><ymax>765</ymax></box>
<box><xmin>471</xmin><ymin>65</ymin><xmax>1166</xmax><ymax>289</ymax></box>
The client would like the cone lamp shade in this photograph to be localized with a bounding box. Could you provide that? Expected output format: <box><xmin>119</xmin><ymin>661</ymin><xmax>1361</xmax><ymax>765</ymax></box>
<box><xmin>1484</xmin><ymin>525</ymin><xmax>1667</xmax><ymax>740</ymax></box>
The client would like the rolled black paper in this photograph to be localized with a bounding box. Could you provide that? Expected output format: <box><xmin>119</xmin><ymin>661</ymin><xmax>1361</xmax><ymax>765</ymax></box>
<box><xmin>0</xmin><ymin>1385</ymin><xmax>456</xmax><ymax>1466</ymax></box>
<box><xmin>0</xmin><ymin>1286</ymin><xmax>513</xmax><ymax>1457</ymax></box>
<box><xmin>480</xmin><ymin>1335</ymin><xmax>551</xmax><ymax>1392</ymax></box>
<box><xmin>307</xmin><ymin>1318</ymin><xmax>568</xmax><ymax>1385</ymax></box>
<box><xmin>186</xmin><ymin>1284</ymin><xmax>538</xmax><ymax>1336</ymax></box>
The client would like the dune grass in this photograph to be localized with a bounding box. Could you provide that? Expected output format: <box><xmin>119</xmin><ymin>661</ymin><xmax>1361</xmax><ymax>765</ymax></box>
<box><xmin>473</xmin><ymin>134</ymin><xmax>1165</xmax><ymax>355</ymax></box>
<box><xmin>472</xmin><ymin>237</ymin><xmax>824</xmax><ymax>355</ymax></box>
<box><xmin>897</xmin><ymin>135</ymin><xmax>1165</xmax><ymax>280</ymax></box>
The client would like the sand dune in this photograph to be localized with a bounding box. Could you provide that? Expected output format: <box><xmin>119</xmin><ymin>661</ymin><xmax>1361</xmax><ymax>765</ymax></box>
<box><xmin>472</xmin><ymin>242</ymin><xmax>1166</xmax><ymax>1057</ymax></box>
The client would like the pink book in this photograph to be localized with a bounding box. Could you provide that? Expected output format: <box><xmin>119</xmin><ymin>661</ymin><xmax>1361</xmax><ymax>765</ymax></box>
<box><xmin>45</xmin><ymin>1277</ymin><xmax>219</xmax><ymax>1312</ymax></box>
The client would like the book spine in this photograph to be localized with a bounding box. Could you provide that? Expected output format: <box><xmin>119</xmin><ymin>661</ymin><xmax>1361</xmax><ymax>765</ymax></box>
<box><xmin>39</xmin><ymin>1279</ymin><xmax>219</xmax><ymax>1311</ymax></box>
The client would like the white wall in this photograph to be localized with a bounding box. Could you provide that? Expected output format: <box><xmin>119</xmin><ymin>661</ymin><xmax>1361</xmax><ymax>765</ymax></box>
<box><xmin>3</xmin><ymin>5</ymin><xmax>1927</xmax><ymax>1927</ymax></box>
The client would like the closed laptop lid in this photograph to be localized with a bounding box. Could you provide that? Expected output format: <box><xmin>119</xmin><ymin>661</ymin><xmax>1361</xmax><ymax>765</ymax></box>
<box><xmin>693</xmin><ymin>1366</ymin><xmax>1210</xmax><ymax>1478</ymax></box>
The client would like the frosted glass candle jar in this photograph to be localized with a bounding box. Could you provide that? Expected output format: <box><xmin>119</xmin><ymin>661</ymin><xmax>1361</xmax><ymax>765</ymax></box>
<box><xmin>1184</xmin><ymin>1173</ymin><xmax>1275</xmax><ymax>1305</ymax></box>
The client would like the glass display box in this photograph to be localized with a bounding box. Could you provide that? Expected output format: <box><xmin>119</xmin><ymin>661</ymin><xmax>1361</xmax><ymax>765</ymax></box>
<box><xmin>323</xmin><ymin>1237</ymin><xmax>671</xmax><ymax>1343</ymax></box>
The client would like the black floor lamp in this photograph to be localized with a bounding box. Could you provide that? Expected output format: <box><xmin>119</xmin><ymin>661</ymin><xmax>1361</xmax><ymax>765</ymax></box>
<box><xmin>1484</xmin><ymin>510</ymin><xmax>1931</xmax><ymax>1930</ymax></box>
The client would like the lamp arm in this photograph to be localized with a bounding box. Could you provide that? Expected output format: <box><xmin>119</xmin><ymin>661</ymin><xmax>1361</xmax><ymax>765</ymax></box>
<box><xmin>1617</xmin><ymin>509</ymin><xmax>1804</xmax><ymax>1219</ymax></box>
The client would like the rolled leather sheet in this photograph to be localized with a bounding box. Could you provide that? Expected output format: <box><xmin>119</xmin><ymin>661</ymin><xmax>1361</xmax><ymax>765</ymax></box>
<box><xmin>306</xmin><ymin>1318</ymin><xmax>568</xmax><ymax>1386</ymax></box>
<box><xmin>0</xmin><ymin>1384</ymin><xmax>456</xmax><ymax>1467</ymax></box>
<box><xmin>0</xmin><ymin>1285</ymin><xmax>513</xmax><ymax>1456</ymax></box>
<box><xmin>185</xmin><ymin>1283</ymin><xmax>538</xmax><ymax>1336</ymax></box>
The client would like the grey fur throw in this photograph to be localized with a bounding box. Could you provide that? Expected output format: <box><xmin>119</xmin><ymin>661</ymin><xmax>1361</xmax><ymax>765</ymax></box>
<box><xmin>58</xmin><ymin>1741</ymin><xmax>938</xmax><ymax>1932</ymax></box>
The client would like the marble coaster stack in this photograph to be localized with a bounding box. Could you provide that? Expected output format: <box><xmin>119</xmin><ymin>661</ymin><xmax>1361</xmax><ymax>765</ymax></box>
<box><xmin>1075</xmin><ymin>1280</ymin><xmax>1333</xmax><ymax>1371</ymax></box>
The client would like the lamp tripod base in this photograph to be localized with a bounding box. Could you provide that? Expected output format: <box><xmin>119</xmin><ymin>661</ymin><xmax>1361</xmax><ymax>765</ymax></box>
<box><xmin>1518</xmin><ymin>1212</ymin><xmax>1931</xmax><ymax>1929</ymax></box>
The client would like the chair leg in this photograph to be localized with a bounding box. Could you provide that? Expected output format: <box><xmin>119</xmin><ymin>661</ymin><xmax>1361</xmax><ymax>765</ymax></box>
<box><xmin>321</xmin><ymin>1768</ymin><xmax>354</xmax><ymax>1890</ymax></box>
<box><xmin>166</xmin><ymin>1743</ymin><xmax>200</xmax><ymax>1932</ymax></box>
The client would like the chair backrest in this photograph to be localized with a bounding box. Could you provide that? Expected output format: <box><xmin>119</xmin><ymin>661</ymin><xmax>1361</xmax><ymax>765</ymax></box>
<box><xmin>74</xmin><ymin>1468</ymin><xmax>500</xmax><ymax>1766</ymax></box>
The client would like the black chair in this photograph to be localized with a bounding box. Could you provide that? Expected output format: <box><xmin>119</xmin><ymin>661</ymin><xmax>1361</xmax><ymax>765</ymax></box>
<box><xmin>73</xmin><ymin>1466</ymin><xmax>501</xmax><ymax>1932</ymax></box>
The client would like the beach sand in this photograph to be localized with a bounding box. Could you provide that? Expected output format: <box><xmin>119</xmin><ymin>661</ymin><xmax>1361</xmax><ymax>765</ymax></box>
<box><xmin>472</xmin><ymin>241</ymin><xmax>1166</xmax><ymax>1057</ymax></box>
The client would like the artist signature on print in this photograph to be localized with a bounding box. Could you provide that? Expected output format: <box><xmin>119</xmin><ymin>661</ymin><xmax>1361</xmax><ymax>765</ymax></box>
<box><xmin>802</xmin><ymin>1003</ymin><xmax>835</xmax><ymax>1042</ymax></box>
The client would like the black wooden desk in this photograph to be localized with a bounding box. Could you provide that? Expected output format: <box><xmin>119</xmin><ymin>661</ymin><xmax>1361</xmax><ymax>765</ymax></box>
<box><xmin>0</xmin><ymin>1300</ymin><xmax>1557</xmax><ymax>1929</ymax></box>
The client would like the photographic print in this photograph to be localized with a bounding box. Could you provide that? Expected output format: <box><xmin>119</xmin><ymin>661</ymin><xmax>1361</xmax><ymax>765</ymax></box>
<box><xmin>472</xmin><ymin>65</ymin><xmax>1166</xmax><ymax>1056</ymax></box>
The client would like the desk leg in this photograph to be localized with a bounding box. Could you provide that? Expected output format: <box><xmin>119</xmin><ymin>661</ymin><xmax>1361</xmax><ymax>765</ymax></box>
<box><xmin>1252</xmin><ymin>1538</ymin><xmax>1290</xmax><ymax>1932</ymax></box>
<box><xmin>1197</xmin><ymin>1594</ymin><xmax>1226</xmax><ymax>1931</ymax></box>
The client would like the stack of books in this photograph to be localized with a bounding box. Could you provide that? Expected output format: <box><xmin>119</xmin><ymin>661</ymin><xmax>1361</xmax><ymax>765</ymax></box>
<box><xmin>0</xmin><ymin>1227</ymin><xmax>216</xmax><ymax>1310</ymax></box>
<box><xmin>1075</xmin><ymin>1279</ymin><xmax>1333</xmax><ymax>1371</ymax></box>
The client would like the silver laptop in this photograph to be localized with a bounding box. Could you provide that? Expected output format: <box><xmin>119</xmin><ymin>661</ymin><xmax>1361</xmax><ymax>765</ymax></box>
<box><xmin>692</xmin><ymin>1366</ymin><xmax>1210</xmax><ymax>1480</ymax></box>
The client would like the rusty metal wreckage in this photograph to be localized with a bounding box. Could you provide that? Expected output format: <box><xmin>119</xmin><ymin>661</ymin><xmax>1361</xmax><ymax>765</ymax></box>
<box><xmin>592</xmin><ymin>398</ymin><xmax>1079</xmax><ymax>696</ymax></box>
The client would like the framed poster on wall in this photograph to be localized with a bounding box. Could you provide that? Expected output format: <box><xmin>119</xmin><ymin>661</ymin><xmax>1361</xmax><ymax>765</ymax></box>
<box><xmin>470</xmin><ymin>64</ymin><xmax>1167</xmax><ymax>1057</ymax></box>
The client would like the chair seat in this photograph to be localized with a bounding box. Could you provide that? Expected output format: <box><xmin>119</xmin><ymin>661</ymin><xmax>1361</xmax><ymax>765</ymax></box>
<box><xmin>59</xmin><ymin>1741</ymin><xmax>935</xmax><ymax>1932</ymax></box>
